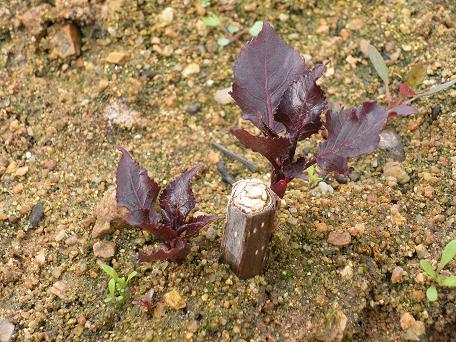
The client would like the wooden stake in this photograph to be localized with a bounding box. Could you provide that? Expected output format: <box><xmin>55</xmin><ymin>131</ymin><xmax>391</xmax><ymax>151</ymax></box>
<box><xmin>221</xmin><ymin>179</ymin><xmax>279</xmax><ymax>279</ymax></box>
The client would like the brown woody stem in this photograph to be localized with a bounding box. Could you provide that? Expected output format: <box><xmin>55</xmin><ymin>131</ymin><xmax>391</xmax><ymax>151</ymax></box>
<box><xmin>221</xmin><ymin>179</ymin><xmax>279</xmax><ymax>279</ymax></box>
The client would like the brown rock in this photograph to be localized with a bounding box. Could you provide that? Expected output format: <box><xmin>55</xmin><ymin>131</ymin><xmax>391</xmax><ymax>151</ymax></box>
<box><xmin>50</xmin><ymin>281</ymin><xmax>68</xmax><ymax>299</ymax></box>
<box><xmin>390</xmin><ymin>206</ymin><xmax>406</xmax><ymax>226</ymax></box>
<box><xmin>12</xmin><ymin>183</ymin><xmax>24</xmax><ymax>194</ymax></box>
<box><xmin>164</xmin><ymin>290</ymin><xmax>186</xmax><ymax>309</ymax></box>
<box><xmin>347</xmin><ymin>18</ymin><xmax>364</xmax><ymax>30</ymax></box>
<box><xmin>348</xmin><ymin>223</ymin><xmax>365</xmax><ymax>237</ymax></box>
<box><xmin>50</xmin><ymin>24</ymin><xmax>81</xmax><ymax>59</ymax></box>
<box><xmin>20</xmin><ymin>4</ymin><xmax>52</xmax><ymax>36</ymax></box>
<box><xmin>315</xmin><ymin>222</ymin><xmax>328</xmax><ymax>233</ymax></box>
<box><xmin>15</xmin><ymin>166</ymin><xmax>28</xmax><ymax>177</ymax></box>
<box><xmin>391</xmin><ymin>266</ymin><xmax>405</xmax><ymax>284</ymax></box>
<box><xmin>105</xmin><ymin>51</ymin><xmax>129</xmax><ymax>64</ymax></box>
<box><xmin>92</xmin><ymin>186</ymin><xmax>129</xmax><ymax>238</ymax></box>
<box><xmin>400</xmin><ymin>312</ymin><xmax>426</xmax><ymax>341</ymax></box>
<box><xmin>43</xmin><ymin>160</ymin><xmax>57</xmax><ymax>170</ymax></box>
<box><xmin>384</xmin><ymin>161</ymin><xmax>410</xmax><ymax>184</ymax></box>
<box><xmin>327</xmin><ymin>231</ymin><xmax>351</xmax><ymax>247</ymax></box>
<box><xmin>93</xmin><ymin>241</ymin><xmax>115</xmax><ymax>259</ymax></box>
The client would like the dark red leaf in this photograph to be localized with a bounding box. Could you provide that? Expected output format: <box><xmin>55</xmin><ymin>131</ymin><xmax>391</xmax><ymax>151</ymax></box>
<box><xmin>159</xmin><ymin>166</ymin><xmax>202</xmax><ymax>228</ymax></box>
<box><xmin>387</xmin><ymin>104</ymin><xmax>418</xmax><ymax>117</ymax></box>
<box><xmin>270</xmin><ymin>179</ymin><xmax>289</xmax><ymax>198</ymax></box>
<box><xmin>139</xmin><ymin>223</ymin><xmax>177</xmax><ymax>241</ymax></box>
<box><xmin>283</xmin><ymin>156</ymin><xmax>309</xmax><ymax>181</ymax></box>
<box><xmin>124</xmin><ymin>209</ymin><xmax>149</xmax><ymax>226</ymax></box>
<box><xmin>316</xmin><ymin>102</ymin><xmax>388</xmax><ymax>174</ymax></box>
<box><xmin>399</xmin><ymin>83</ymin><xmax>416</xmax><ymax>97</ymax></box>
<box><xmin>230</xmin><ymin>21</ymin><xmax>307</xmax><ymax>133</ymax></box>
<box><xmin>137</xmin><ymin>237</ymin><xmax>190</xmax><ymax>262</ymax></box>
<box><xmin>231</xmin><ymin>127</ymin><xmax>291</xmax><ymax>167</ymax></box>
<box><xmin>116</xmin><ymin>147</ymin><xmax>160</xmax><ymax>219</ymax></box>
<box><xmin>275</xmin><ymin>64</ymin><xmax>327</xmax><ymax>140</ymax></box>
<box><xmin>178</xmin><ymin>215</ymin><xmax>222</xmax><ymax>237</ymax></box>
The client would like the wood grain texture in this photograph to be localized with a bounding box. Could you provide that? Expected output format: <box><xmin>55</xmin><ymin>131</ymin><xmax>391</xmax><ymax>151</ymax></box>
<box><xmin>221</xmin><ymin>179</ymin><xmax>278</xmax><ymax>279</ymax></box>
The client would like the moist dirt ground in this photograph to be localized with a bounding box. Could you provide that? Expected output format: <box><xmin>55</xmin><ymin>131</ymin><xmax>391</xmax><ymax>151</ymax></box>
<box><xmin>0</xmin><ymin>1</ymin><xmax>455</xmax><ymax>341</ymax></box>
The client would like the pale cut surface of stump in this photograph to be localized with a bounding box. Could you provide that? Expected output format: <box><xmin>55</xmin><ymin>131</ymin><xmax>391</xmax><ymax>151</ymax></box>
<box><xmin>221</xmin><ymin>179</ymin><xmax>278</xmax><ymax>279</ymax></box>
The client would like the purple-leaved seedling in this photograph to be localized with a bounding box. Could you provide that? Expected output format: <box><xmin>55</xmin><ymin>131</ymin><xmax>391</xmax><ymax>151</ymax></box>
<box><xmin>229</xmin><ymin>22</ymin><xmax>391</xmax><ymax>198</ymax></box>
<box><xmin>115</xmin><ymin>147</ymin><xmax>221</xmax><ymax>262</ymax></box>
<box><xmin>220</xmin><ymin>21</ymin><xmax>423</xmax><ymax>278</ymax></box>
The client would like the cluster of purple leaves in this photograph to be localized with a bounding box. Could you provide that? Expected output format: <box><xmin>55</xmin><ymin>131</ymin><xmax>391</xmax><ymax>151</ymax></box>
<box><xmin>230</xmin><ymin>22</ymin><xmax>390</xmax><ymax>198</ymax></box>
<box><xmin>116</xmin><ymin>147</ymin><xmax>220</xmax><ymax>262</ymax></box>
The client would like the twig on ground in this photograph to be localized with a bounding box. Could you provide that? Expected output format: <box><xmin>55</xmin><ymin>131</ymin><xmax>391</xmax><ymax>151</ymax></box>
<box><xmin>217</xmin><ymin>160</ymin><xmax>236</xmax><ymax>185</ymax></box>
<box><xmin>212</xmin><ymin>143</ymin><xmax>257</xmax><ymax>172</ymax></box>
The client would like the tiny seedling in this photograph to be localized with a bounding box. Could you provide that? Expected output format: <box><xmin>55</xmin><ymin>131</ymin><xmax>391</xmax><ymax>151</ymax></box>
<box><xmin>368</xmin><ymin>44</ymin><xmax>456</xmax><ymax>116</ymax></box>
<box><xmin>100</xmin><ymin>262</ymin><xmax>138</xmax><ymax>307</ymax></box>
<box><xmin>116</xmin><ymin>147</ymin><xmax>221</xmax><ymax>262</ymax></box>
<box><xmin>201</xmin><ymin>15</ymin><xmax>263</xmax><ymax>47</ymax></box>
<box><xmin>420</xmin><ymin>239</ymin><xmax>456</xmax><ymax>302</ymax></box>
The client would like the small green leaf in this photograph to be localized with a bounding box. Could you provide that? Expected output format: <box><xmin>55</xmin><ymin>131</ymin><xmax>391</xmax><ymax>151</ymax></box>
<box><xmin>100</xmin><ymin>263</ymin><xmax>119</xmax><ymax>281</ymax></box>
<box><xmin>227</xmin><ymin>24</ymin><xmax>239</xmax><ymax>34</ymax></box>
<box><xmin>200</xmin><ymin>0</ymin><xmax>211</xmax><ymax>8</ymax></box>
<box><xmin>406</xmin><ymin>62</ymin><xmax>426</xmax><ymax>89</ymax></box>
<box><xmin>127</xmin><ymin>271</ymin><xmax>138</xmax><ymax>283</ymax></box>
<box><xmin>248</xmin><ymin>21</ymin><xmax>263</xmax><ymax>37</ymax></box>
<box><xmin>306</xmin><ymin>165</ymin><xmax>322</xmax><ymax>184</ymax></box>
<box><xmin>442</xmin><ymin>276</ymin><xmax>456</xmax><ymax>287</ymax></box>
<box><xmin>118</xmin><ymin>277</ymin><xmax>126</xmax><ymax>288</ymax></box>
<box><xmin>420</xmin><ymin>260</ymin><xmax>436</xmax><ymax>278</ymax></box>
<box><xmin>104</xmin><ymin>297</ymin><xmax>113</xmax><ymax>303</ymax></box>
<box><xmin>438</xmin><ymin>240</ymin><xmax>456</xmax><ymax>271</ymax></box>
<box><xmin>108</xmin><ymin>278</ymin><xmax>116</xmax><ymax>297</ymax></box>
<box><xmin>217</xmin><ymin>37</ymin><xmax>230</xmax><ymax>47</ymax></box>
<box><xmin>202</xmin><ymin>16</ymin><xmax>221</xmax><ymax>27</ymax></box>
<box><xmin>419</xmin><ymin>79</ymin><xmax>456</xmax><ymax>97</ymax></box>
<box><xmin>367</xmin><ymin>44</ymin><xmax>389</xmax><ymax>85</ymax></box>
<box><xmin>426</xmin><ymin>285</ymin><xmax>438</xmax><ymax>302</ymax></box>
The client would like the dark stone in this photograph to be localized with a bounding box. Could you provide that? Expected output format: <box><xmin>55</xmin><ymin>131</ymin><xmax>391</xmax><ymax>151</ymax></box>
<box><xmin>431</xmin><ymin>105</ymin><xmax>441</xmax><ymax>121</ymax></box>
<box><xmin>349</xmin><ymin>172</ymin><xmax>360</xmax><ymax>182</ymax></box>
<box><xmin>30</xmin><ymin>202</ymin><xmax>44</xmax><ymax>228</ymax></box>
<box><xmin>335</xmin><ymin>174</ymin><xmax>348</xmax><ymax>184</ymax></box>
<box><xmin>185</xmin><ymin>103</ymin><xmax>202</xmax><ymax>115</ymax></box>
<box><xmin>142</xmin><ymin>69</ymin><xmax>156</xmax><ymax>79</ymax></box>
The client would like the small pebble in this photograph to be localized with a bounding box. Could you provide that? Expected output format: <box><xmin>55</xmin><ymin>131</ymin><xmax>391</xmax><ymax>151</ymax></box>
<box><xmin>29</xmin><ymin>202</ymin><xmax>44</xmax><ymax>228</ymax></box>
<box><xmin>182</xmin><ymin>63</ymin><xmax>200</xmax><ymax>78</ymax></box>
<box><xmin>214</xmin><ymin>88</ymin><xmax>234</xmax><ymax>105</ymax></box>
<box><xmin>164</xmin><ymin>290</ymin><xmax>186</xmax><ymax>309</ymax></box>
<box><xmin>0</xmin><ymin>319</ymin><xmax>15</xmax><ymax>342</ymax></box>
<box><xmin>327</xmin><ymin>231</ymin><xmax>351</xmax><ymax>246</ymax></box>
<box><xmin>93</xmin><ymin>241</ymin><xmax>116</xmax><ymax>259</ymax></box>
<box><xmin>391</xmin><ymin>266</ymin><xmax>405</xmax><ymax>284</ymax></box>
<box><xmin>184</xmin><ymin>103</ymin><xmax>202</xmax><ymax>115</ymax></box>
<box><xmin>318</xmin><ymin>182</ymin><xmax>334</xmax><ymax>194</ymax></box>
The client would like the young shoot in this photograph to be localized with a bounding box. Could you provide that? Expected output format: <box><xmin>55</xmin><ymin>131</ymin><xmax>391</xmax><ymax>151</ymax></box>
<box><xmin>100</xmin><ymin>262</ymin><xmax>138</xmax><ymax>307</ymax></box>
<box><xmin>420</xmin><ymin>239</ymin><xmax>456</xmax><ymax>302</ymax></box>
<box><xmin>367</xmin><ymin>44</ymin><xmax>456</xmax><ymax>116</ymax></box>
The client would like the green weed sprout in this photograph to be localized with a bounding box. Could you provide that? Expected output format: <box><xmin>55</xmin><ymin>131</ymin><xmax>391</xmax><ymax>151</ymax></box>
<box><xmin>100</xmin><ymin>263</ymin><xmax>138</xmax><ymax>307</ymax></box>
<box><xmin>420</xmin><ymin>239</ymin><xmax>456</xmax><ymax>302</ymax></box>
<box><xmin>306</xmin><ymin>165</ymin><xmax>322</xmax><ymax>184</ymax></box>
